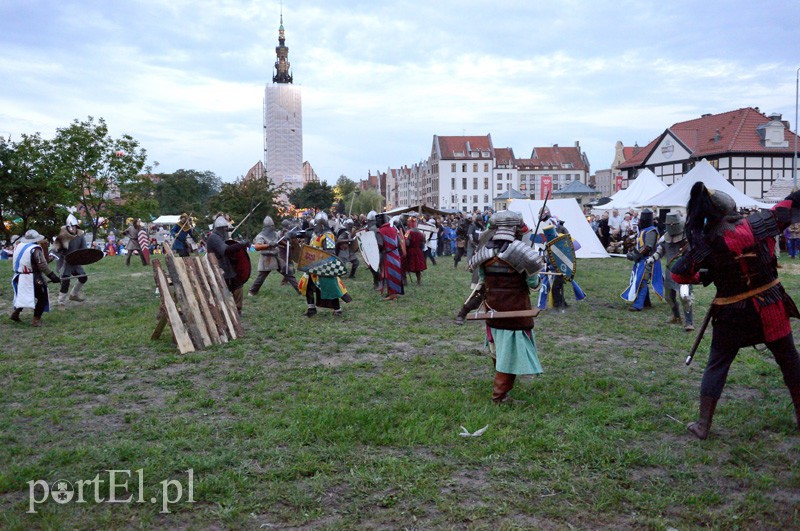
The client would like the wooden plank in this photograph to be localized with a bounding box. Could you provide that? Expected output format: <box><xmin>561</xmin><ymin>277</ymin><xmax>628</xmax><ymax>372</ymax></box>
<box><xmin>152</xmin><ymin>308</ymin><xmax>168</xmax><ymax>340</ymax></box>
<box><xmin>206</xmin><ymin>253</ymin><xmax>244</xmax><ymax>337</ymax></box>
<box><xmin>163</xmin><ymin>246</ymin><xmax>211</xmax><ymax>349</ymax></box>
<box><xmin>166</xmin><ymin>244</ymin><xmax>214</xmax><ymax>347</ymax></box>
<box><xmin>201</xmin><ymin>254</ymin><xmax>238</xmax><ymax>340</ymax></box>
<box><xmin>190</xmin><ymin>256</ymin><xmax>228</xmax><ymax>343</ymax></box>
<box><xmin>152</xmin><ymin>260</ymin><xmax>195</xmax><ymax>353</ymax></box>
<box><xmin>184</xmin><ymin>257</ymin><xmax>224</xmax><ymax>345</ymax></box>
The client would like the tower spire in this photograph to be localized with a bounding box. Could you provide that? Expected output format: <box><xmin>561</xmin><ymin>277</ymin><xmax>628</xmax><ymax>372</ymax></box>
<box><xmin>273</xmin><ymin>9</ymin><xmax>293</xmax><ymax>84</ymax></box>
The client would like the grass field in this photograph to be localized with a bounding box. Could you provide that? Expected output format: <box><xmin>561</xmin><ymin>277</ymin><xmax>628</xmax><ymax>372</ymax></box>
<box><xmin>2</xmin><ymin>249</ymin><xmax>800</xmax><ymax>529</ymax></box>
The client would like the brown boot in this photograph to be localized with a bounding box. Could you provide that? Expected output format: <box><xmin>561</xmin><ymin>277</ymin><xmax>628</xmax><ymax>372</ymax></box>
<box><xmin>10</xmin><ymin>308</ymin><xmax>22</xmax><ymax>322</ymax></box>
<box><xmin>788</xmin><ymin>386</ymin><xmax>800</xmax><ymax>429</ymax></box>
<box><xmin>687</xmin><ymin>395</ymin><xmax>718</xmax><ymax>440</ymax></box>
<box><xmin>31</xmin><ymin>316</ymin><xmax>42</xmax><ymax>327</ymax></box>
<box><xmin>492</xmin><ymin>372</ymin><xmax>516</xmax><ymax>404</ymax></box>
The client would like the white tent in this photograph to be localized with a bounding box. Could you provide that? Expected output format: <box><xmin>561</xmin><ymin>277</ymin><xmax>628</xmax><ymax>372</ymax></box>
<box><xmin>151</xmin><ymin>215</ymin><xmax>181</xmax><ymax>225</ymax></box>
<box><xmin>594</xmin><ymin>169</ymin><xmax>667</xmax><ymax>211</ymax></box>
<box><xmin>639</xmin><ymin>159</ymin><xmax>771</xmax><ymax>210</ymax></box>
<box><xmin>508</xmin><ymin>198</ymin><xmax>609</xmax><ymax>258</ymax></box>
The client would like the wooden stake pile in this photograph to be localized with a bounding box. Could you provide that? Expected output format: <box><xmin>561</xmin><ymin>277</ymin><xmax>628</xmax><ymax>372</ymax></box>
<box><xmin>152</xmin><ymin>244</ymin><xmax>244</xmax><ymax>353</ymax></box>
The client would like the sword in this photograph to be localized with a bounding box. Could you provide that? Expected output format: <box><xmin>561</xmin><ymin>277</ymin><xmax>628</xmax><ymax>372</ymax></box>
<box><xmin>529</xmin><ymin>192</ymin><xmax>551</xmax><ymax>248</ymax></box>
<box><xmin>685</xmin><ymin>304</ymin><xmax>716</xmax><ymax>366</ymax></box>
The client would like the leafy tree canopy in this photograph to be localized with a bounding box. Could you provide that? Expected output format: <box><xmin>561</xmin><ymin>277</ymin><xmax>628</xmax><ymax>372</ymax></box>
<box><xmin>288</xmin><ymin>181</ymin><xmax>335</xmax><ymax>213</ymax></box>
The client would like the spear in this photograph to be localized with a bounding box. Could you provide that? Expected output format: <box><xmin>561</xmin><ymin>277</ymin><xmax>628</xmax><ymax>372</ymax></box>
<box><xmin>231</xmin><ymin>202</ymin><xmax>263</xmax><ymax>236</ymax></box>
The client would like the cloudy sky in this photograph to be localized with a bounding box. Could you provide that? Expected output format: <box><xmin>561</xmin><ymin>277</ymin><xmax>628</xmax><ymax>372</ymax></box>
<box><xmin>1</xmin><ymin>0</ymin><xmax>799</xmax><ymax>184</ymax></box>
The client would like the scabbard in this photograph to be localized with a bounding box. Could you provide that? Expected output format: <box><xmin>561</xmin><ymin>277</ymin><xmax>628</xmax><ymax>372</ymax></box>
<box><xmin>467</xmin><ymin>308</ymin><xmax>540</xmax><ymax>321</ymax></box>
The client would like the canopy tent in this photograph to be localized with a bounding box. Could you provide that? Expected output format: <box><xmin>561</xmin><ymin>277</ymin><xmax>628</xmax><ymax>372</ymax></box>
<box><xmin>507</xmin><ymin>199</ymin><xmax>609</xmax><ymax>258</ymax></box>
<box><xmin>638</xmin><ymin>159</ymin><xmax>771</xmax><ymax>210</ymax></box>
<box><xmin>594</xmin><ymin>169</ymin><xmax>667</xmax><ymax>211</ymax></box>
<box><xmin>383</xmin><ymin>204</ymin><xmax>454</xmax><ymax>217</ymax></box>
<box><xmin>151</xmin><ymin>215</ymin><xmax>182</xmax><ymax>226</ymax></box>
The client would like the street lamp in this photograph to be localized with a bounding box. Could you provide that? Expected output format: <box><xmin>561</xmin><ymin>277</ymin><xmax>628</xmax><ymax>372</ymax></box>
<box><xmin>794</xmin><ymin>67</ymin><xmax>799</xmax><ymax>191</ymax></box>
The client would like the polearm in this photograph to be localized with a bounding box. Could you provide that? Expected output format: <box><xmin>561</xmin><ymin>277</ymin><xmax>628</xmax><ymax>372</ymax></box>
<box><xmin>230</xmin><ymin>201</ymin><xmax>263</xmax><ymax>236</ymax></box>
<box><xmin>529</xmin><ymin>191</ymin><xmax>551</xmax><ymax>248</ymax></box>
<box><xmin>685</xmin><ymin>304</ymin><xmax>716</xmax><ymax>366</ymax></box>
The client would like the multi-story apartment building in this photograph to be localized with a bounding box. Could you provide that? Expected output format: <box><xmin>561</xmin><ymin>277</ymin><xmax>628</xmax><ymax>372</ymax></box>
<box><xmin>516</xmin><ymin>142</ymin><xmax>591</xmax><ymax>200</ymax></box>
<box><xmin>432</xmin><ymin>135</ymin><xmax>496</xmax><ymax>212</ymax></box>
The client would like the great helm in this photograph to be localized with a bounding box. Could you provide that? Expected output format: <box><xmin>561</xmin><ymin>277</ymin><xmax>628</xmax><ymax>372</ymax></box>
<box><xmin>638</xmin><ymin>209</ymin><xmax>654</xmax><ymax>230</ymax></box>
<box><xmin>263</xmin><ymin>216</ymin><xmax>275</xmax><ymax>228</ymax></box>
<box><xmin>490</xmin><ymin>210</ymin><xmax>523</xmax><ymax>241</ymax></box>
<box><xmin>664</xmin><ymin>212</ymin><xmax>684</xmax><ymax>237</ymax></box>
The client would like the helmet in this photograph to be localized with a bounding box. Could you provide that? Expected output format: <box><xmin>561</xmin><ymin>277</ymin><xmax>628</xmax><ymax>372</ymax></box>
<box><xmin>263</xmin><ymin>216</ymin><xmax>274</xmax><ymax>228</ymax></box>
<box><xmin>490</xmin><ymin>210</ymin><xmax>523</xmax><ymax>241</ymax></box>
<box><xmin>539</xmin><ymin>206</ymin><xmax>551</xmax><ymax>222</ymax></box>
<box><xmin>213</xmin><ymin>215</ymin><xmax>229</xmax><ymax>229</ymax></box>
<box><xmin>638</xmin><ymin>209</ymin><xmax>654</xmax><ymax>230</ymax></box>
<box><xmin>281</xmin><ymin>219</ymin><xmax>291</xmax><ymax>229</ymax></box>
<box><xmin>664</xmin><ymin>212</ymin><xmax>684</xmax><ymax>237</ymax></box>
<box><xmin>367</xmin><ymin>210</ymin><xmax>377</xmax><ymax>220</ymax></box>
<box><xmin>67</xmin><ymin>214</ymin><xmax>79</xmax><ymax>227</ymax></box>
<box><xmin>343</xmin><ymin>219</ymin><xmax>354</xmax><ymax>228</ymax></box>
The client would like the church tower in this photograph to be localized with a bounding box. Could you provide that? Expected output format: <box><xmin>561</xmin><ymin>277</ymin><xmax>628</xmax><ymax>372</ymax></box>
<box><xmin>264</xmin><ymin>11</ymin><xmax>303</xmax><ymax>191</ymax></box>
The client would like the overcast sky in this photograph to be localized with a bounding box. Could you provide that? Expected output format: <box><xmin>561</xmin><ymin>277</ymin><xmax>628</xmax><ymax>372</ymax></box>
<box><xmin>1</xmin><ymin>0</ymin><xmax>799</xmax><ymax>184</ymax></box>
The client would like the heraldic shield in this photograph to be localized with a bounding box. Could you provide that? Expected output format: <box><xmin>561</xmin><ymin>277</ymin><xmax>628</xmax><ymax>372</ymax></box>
<box><xmin>546</xmin><ymin>234</ymin><xmax>576</xmax><ymax>281</ymax></box>
<box><xmin>297</xmin><ymin>244</ymin><xmax>348</xmax><ymax>277</ymax></box>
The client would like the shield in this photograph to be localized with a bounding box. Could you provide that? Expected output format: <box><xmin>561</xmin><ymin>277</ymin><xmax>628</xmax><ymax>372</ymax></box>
<box><xmin>225</xmin><ymin>240</ymin><xmax>251</xmax><ymax>283</ymax></box>
<box><xmin>546</xmin><ymin>234</ymin><xmax>577</xmax><ymax>281</ymax></box>
<box><xmin>417</xmin><ymin>222</ymin><xmax>437</xmax><ymax>236</ymax></box>
<box><xmin>65</xmin><ymin>248</ymin><xmax>104</xmax><ymax>266</ymax></box>
<box><xmin>356</xmin><ymin>230</ymin><xmax>380</xmax><ymax>273</ymax></box>
<box><xmin>297</xmin><ymin>244</ymin><xmax>347</xmax><ymax>277</ymax></box>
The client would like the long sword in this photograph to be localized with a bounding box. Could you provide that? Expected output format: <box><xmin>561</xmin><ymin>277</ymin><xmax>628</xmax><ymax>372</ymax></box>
<box><xmin>685</xmin><ymin>304</ymin><xmax>716</xmax><ymax>366</ymax></box>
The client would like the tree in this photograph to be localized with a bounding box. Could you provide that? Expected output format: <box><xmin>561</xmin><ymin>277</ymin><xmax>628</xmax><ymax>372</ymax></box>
<box><xmin>288</xmin><ymin>181</ymin><xmax>335</xmax><ymax>212</ymax></box>
<box><xmin>351</xmin><ymin>189</ymin><xmax>384</xmax><ymax>215</ymax></box>
<box><xmin>206</xmin><ymin>175</ymin><xmax>285</xmax><ymax>241</ymax></box>
<box><xmin>0</xmin><ymin>134</ymin><xmax>73</xmax><ymax>241</ymax></box>
<box><xmin>155</xmin><ymin>169</ymin><xmax>222</xmax><ymax>214</ymax></box>
<box><xmin>49</xmin><ymin>116</ymin><xmax>148</xmax><ymax>240</ymax></box>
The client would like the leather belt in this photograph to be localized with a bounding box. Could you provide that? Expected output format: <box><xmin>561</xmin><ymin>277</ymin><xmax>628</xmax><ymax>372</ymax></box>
<box><xmin>712</xmin><ymin>278</ymin><xmax>780</xmax><ymax>305</ymax></box>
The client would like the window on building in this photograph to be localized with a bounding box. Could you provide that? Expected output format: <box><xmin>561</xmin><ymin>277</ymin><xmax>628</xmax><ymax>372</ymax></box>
<box><xmin>484</xmin><ymin>177</ymin><xmax>489</xmax><ymax>188</ymax></box>
<box><xmin>484</xmin><ymin>163</ymin><xmax>489</xmax><ymax>172</ymax></box>
<box><xmin>462</xmin><ymin>163</ymin><xmax>467</xmax><ymax>172</ymax></box>
<box><xmin>462</xmin><ymin>178</ymin><xmax>467</xmax><ymax>189</ymax></box>
<box><xmin>462</xmin><ymin>195</ymin><xmax>467</xmax><ymax>204</ymax></box>
<box><xmin>473</xmin><ymin>163</ymin><xmax>478</xmax><ymax>172</ymax></box>
<box><xmin>473</xmin><ymin>177</ymin><xmax>478</xmax><ymax>189</ymax></box>
<box><xmin>451</xmin><ymin>163</ymin><xmax>456</xmax><ymax>172</ymax></box>
<box><xmin>451</xmin><ymin>177</ymin><xmax>455</xmax><ymax>189</ymax></box>
<box><xmin>497</xmin><ymin>173</ymin><xmax>502</xmax><ymax>180</ymax></box>
<box><xmin>484</xmin><ymin>194</ymin><xmax>489</xmax><ymax>203</ymax></box>
<box><xmin>506</xmin><ymin>173</ymin><xmax>512</xmax><ymax>179</ymax></box>
<box><xmin>473</xmin><ymin>195</ymin><xmax>478</xmax><ymax>203</ymax></box>
<box><xmin>566</xmin><ymin>175</ymin><xmax>572</xmax><ymax>181</ymax></box>
<box><xmin>520</xmin><ymin>183</ymin><xmax>527</xmax><ymax>191</ymax></box>
<box><xmin>497</xmin><ymin>183</ymin><xmax>502</xmax><ymax>190</ymax></box>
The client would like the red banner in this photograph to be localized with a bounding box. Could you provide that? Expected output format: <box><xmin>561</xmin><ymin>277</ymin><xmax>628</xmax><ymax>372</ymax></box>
<box><xmin>615</xmin><ymin>175</ymin><xmax>623</xmax><ymax>192</ymax></box>
<box><xmin>540</xmin><ymin>175</ymin><xmax>552</xmax><ymax>200</ymax></box>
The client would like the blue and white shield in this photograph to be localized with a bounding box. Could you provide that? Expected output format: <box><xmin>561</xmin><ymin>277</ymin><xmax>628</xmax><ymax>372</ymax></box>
<box><xmin>546</xmin><ymin>234</ymin><xmax>577</xmax><ymax>281</ymax></box>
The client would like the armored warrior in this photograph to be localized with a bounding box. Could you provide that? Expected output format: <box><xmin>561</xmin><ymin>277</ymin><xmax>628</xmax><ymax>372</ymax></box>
<box><xmin>651</xmin><ymin>212</ymin><xmax>694</xmax><ymax>331</ymax></box>
<box><xmin>124</xmin><ymin>217</ymin><xmax>147</xmax><ymax>266</ymax></box>
<box><xmin>404</xmin><ymin>216</ymin><xmax>427</xmax><ymax>285</ymax></box>
<box><xmin>366</xmin><ymin>211</ymin><xmax>384</xmax><ymax>290</ymax></box>
<box><xmin>249</xmin><ymin>216</ymin><xmax>301</xmax><ymax>296</ymax></box>
<box><xmin>10</xmin><ymin>230</ymin><xmax>61</xmax><ymax>326</ymax></box>
<box><xmin>170</xmin><ymin>213</ymin><xmax>200</xmax><ymax>257</ymax></box>
<box><xmin>453</xmin><ymin>217</ymin><xmax>470</xmax><ymax>268</ymax></box>
<box><xmin>455</xmin><ymin>225</ymin><xmax>497</xmax><ymax>325</ymax></box>
<box><xmin>467</xmin><ymin>210</ymin><xmax>544</xmax><ymax>403</ymax></box>
<box><xmin>377</xmin><ymin>213</ymin><xmax>404</xmax><ymax>301</ymax></box>
<box><xmin>536</xmin><ymin>224</ymin><xmax>586</xmax><ymax>311</ymax></box>
<box><xmin>621</xmin><ymin>208</ymin><xmax>663</xmax><ymax>311</ymax></box>
<box><xmin>298</xmin><ymin>212</ymin><xmax>352</xmax><ymax>316</ymax></box>
<box><xmin>53</xmin><ymin>214</ymin><xmax>89</xmax><ymax>304</ymax></box>
<box><xmin>335</xmin><ymin>218</ymin><xmax>359</xmax><ymax>279</ymax></box>
<box><xmin>672</xmin><ymin>184</ymin><xmax>800</xmax><ymax>439</ymax></box>
<box><xmin>206</xmin><ymin>213</ymin><xmax>248</xmax><ymax>314</ymax></box>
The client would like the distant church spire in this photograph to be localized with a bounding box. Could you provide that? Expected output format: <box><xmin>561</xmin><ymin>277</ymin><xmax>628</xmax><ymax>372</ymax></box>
<box><xmin>273</xmin><ymin>10</ymin><xmax>293</xmax><ymax>84</ymax></box>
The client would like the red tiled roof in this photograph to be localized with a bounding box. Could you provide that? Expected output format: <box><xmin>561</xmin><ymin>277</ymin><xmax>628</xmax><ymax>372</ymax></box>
<box><xmin>517</xmin><ymin>145</ymin><xmax>588</xmax><ymax>171</ymax></box>
<box><xmin>494</xmin><ymin>147</ymin><xmax>515</xmax><ymax>165</ymax></box>
<box><xmin>436</xmin><ymin>135</ymin><xmax>493</xmax><ymax>159</ymax></box>
<box><xmin>622</xmin><ymin>146</ymin><xmax>639</xmax><ymax>161</ymax></box>
<box><xmin>619</xmin><ymin>107</ymin><xmax>800</xmax><ymax>169</ymax></box>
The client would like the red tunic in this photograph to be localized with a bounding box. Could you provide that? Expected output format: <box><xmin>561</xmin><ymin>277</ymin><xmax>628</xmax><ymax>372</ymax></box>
<box><xmin>405</xmin><ymin>229</ymin><xmax>427</xmax><ymax>272</ymax></box>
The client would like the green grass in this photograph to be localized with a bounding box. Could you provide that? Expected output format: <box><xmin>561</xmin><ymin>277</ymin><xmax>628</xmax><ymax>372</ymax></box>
<box><xmin>2</xmin><ymin>251</ymin><xmax>800</xmax><ymax>529</ymax></box>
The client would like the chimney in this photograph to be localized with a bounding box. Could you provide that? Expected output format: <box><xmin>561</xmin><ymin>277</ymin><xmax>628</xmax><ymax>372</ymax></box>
<box><xmin>768</xmin><ymin>112</ymin><xmax>782</xmax><ymax>121</ymax></box>
<box><xmin>701</xmin><ymin>113</ymin><xmax>711</xmax><ymax>118</ymax></box>
<box><xmin>714</xmin><ymin>129</ymin><xmax>720</xmax><ymax>142</ymax></box>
